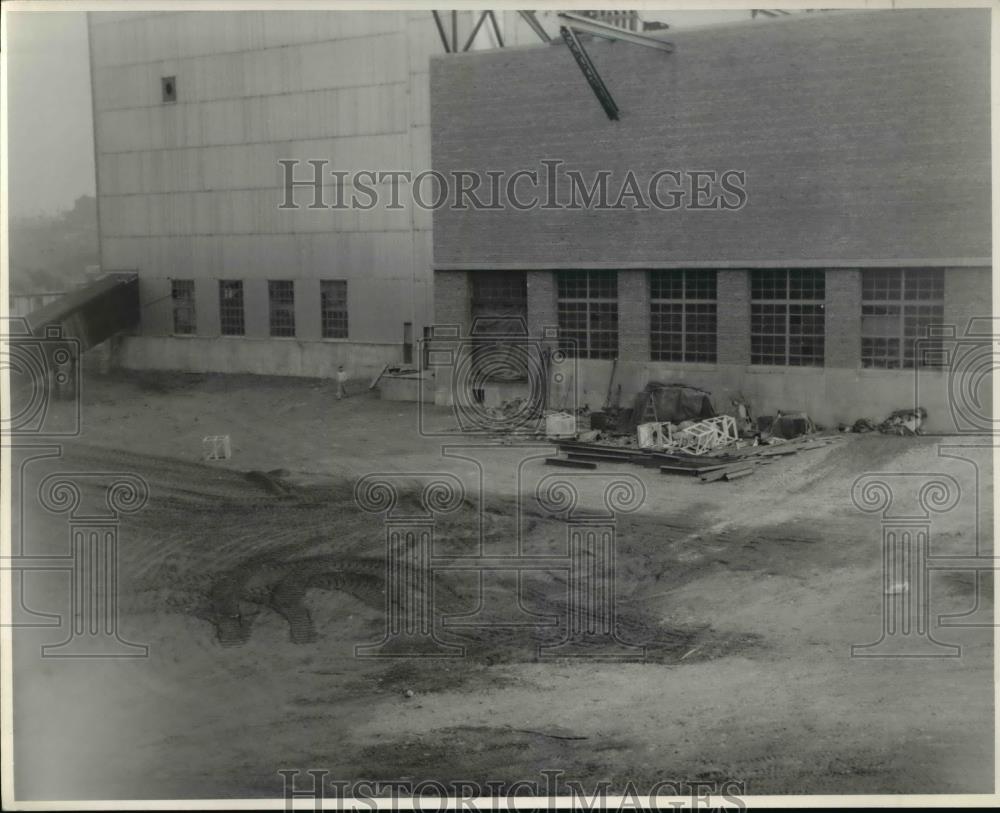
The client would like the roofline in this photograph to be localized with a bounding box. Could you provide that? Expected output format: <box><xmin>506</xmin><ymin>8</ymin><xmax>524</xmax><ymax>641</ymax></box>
<box><xmin>434</xmin><ymin>258</ymin><xmax>992</xmax><ymax>271</ymax></box>
<box><xmin>430</xmin><ymin>8</ymin><xmax>968</xmax><ymax>63</ymax></box>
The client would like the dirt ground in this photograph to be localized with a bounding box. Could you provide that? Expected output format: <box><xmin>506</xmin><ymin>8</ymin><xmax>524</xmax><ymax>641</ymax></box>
<box><xmin>10</xmin><ymin>370</ymin><xmax>995</xmax><ymax>800</ymax></box>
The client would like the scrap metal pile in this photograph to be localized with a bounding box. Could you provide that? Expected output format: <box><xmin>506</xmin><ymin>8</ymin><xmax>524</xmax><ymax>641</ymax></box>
<box><xmin>543</xmin><ymin>384</ymin><xmax>843</xmax><ymax>483</ymax></box>
<box><xmin>847</xmin><ymin>407</ymin><xmax>927</xmax><ymax>436</ymax></box>
<box><xmin>546</xmin><ymin>431</ymin><xmax>843</xmax><ymax>482</ymax></box>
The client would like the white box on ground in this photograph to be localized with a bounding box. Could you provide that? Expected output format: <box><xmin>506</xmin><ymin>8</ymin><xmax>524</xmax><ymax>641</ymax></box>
<box><xmin>545</xmin><ymin>413</ymin><xmax>577</xmax><ymax>439</ymax></box>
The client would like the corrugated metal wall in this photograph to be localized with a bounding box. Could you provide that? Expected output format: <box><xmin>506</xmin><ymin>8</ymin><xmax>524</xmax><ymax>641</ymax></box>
<box><xmin>90</xmin><ymin>11</ymin><xmax>454</xmax><ymax>350</ymax></box>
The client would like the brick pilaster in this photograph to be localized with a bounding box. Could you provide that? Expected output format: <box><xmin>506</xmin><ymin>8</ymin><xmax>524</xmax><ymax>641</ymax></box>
<box><xmin>825</xmin><ymin>269</ymin><xmax>861</xmax><ymax>369</ymax></box>
<box><xmin>617</xmin><ymin>270</ymin><xmax>649</xmax><ymax>361</ymax></box>
<box><xmin>717</xmin><ymin>269</ymin><xmax>750</xmax><ymax>365</ymax></box>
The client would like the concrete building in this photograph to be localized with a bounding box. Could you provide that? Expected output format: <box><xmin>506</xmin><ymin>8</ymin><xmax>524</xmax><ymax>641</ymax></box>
<box><xmin>429</xmin><ymin>9</ymin><xmax>992</xmax><ymax>431</ymax></box>
<box><xmin>88</xmin><ymin>10</ymin><xmax>509</xmax><ymax>379</ymax></box>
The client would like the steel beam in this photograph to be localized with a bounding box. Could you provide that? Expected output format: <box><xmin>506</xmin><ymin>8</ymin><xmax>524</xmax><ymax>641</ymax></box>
<box><xmin>431</xmin><ymin>11</ymin><xmax>451</xmax><ymax>52</ymax></box>
<box><xmin>487</xmin><ymin>10</ymin><xmax>504</xmax><ymax>48</ymax></box>
<box><xmin>518</xmin><ymin>10</ymin><xmax>551</xmax><ymax>42</ymax></box>
<box><xmin>559</xmin><ymin>25</ymin><xmax>620</xmax><ymax>120</ymax></box>
<box><xmin>557</xmin><ymin>11</ymin><xmax>674</xmax><ymax>52</ymax></box>
<box><xmin>462</xmin><ymin>11</ymin><xmax>490</xmax><ymax>51</ymax></box>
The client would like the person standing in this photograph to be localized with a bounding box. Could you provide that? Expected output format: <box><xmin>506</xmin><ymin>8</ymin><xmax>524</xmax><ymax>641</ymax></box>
<box><xmin>336</xmin><ymin>365</ymin><xmax>348</xmax><ymax>400</ymax></box>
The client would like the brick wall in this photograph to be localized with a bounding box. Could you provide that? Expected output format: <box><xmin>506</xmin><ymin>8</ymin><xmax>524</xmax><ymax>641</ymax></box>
<box><xmin>432</xmin><ymin>9</ymin><xmax>988</xmax><ymax>269</ymax></box>
<box><xmin>825</xmin><ymin>269</ymin><xmax>861</xmax><ymax>369</ymax></box>
<box><xmin>618</xmin><ymin>270</ymin><xmax>650</xmax><ymax>361</ymax></box>
<box><xmin>717</xmin><ymin>271</ymin><xmax>750</xmax><ymax>366</ymax></box>
<box><xmin>944</xmin><ymin>267</ymin><xmax>992</xmax><ymax>339</ymax></box>
<box><xmin>526</xmin><ymin>271</ymin><xmax>557</xmax><ymax>340</ymax></box>
<box><xmin>433</xmin><ymin>270</ymin><xmax>471</xmax><ymax>335</ymax></box>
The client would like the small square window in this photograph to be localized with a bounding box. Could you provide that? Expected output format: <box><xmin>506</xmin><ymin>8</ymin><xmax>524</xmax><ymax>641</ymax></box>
<box><xmin>161</xmin><ymin>76</ymin><xmax>177</xmax><ymax>103</ymax></box>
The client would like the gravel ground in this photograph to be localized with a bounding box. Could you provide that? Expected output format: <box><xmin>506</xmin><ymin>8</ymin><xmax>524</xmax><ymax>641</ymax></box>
<box><xmin>9</xmin><ymin>369</ymin><xmax>994</xmax><ymax>800</ymax></box>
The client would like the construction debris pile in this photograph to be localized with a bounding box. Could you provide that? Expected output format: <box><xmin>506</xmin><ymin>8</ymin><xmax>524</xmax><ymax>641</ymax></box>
<box><xmin>546</xmin><ymin>432</ymin><xmax>843</xmax><ymax>482</ymax></box>
<box><xmin>846</xmin><ymin>407</ymin><xmax>927</xmax><ymax>436</ymax></box>
<box><xmin>544</xmin><ymin>384</ymin><xmax>844</xmax><ymax>483</ymax></box>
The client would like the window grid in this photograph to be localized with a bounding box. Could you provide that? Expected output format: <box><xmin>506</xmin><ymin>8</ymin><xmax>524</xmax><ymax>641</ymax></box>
<box><xmin>862</xmin><ymin>269</ymin><xmax>944</xmax><ymax>369</ymax></box>
<box><xmin>268</xmin><ymin>280</ymin><xmax>296</xmax><ymax>337</ymax></box>
<box><xmin>471</xmin><ymin>273</ymin><xmax>527</xmax><ymax>307</ymax></box>
<box><xmin>750</xmin><ymin>270</ymin><xmax>825</xmax><ymax>366</ymax></box>
<box><xmin>218</xmin><ymin>280</ymin><xmax>245</xmax><ymax>336</ymax></box>
<box><xmin>471</xmin><ymin>272</ymin><xmax>528</xmax><ymax>336</ymax></box>
<box><xmin>321</xmin><ymin>280</ymin><xmax>348</xmax><ymax>339</ymax></box>
<box><xmin>171</xmin><ymin>279</ymin><xmax>196</xmax><ymax>335</ymax></box>
<box><xmin>557</xmin><ymin>271</ymin><xmax>618</xmax><ymax>360</ymax></box>
<box><xmin>650</xmin><ymin>270</ymin><xmax>718</xmax><ymax>363</ymax></box>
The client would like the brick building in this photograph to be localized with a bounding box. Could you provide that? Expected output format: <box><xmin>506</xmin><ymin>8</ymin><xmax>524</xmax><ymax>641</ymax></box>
<box><xmin>429</xmin><ymin>9</ymin><xmax>991</xmax><ymax>431</ymax></box>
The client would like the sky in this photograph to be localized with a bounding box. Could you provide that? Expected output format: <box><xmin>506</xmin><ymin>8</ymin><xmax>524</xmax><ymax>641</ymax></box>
<box><xmin>6</xmin><ymin>10</ymin><xmax>94</xmax><ymax>220</ymax></box>
<box><xmin>3</xmin><ymin>7</ymin><xmax>761</xmax><ymax>221</ymax></box>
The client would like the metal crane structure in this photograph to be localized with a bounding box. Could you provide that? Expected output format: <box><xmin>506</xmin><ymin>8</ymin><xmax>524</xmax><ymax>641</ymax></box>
<box><xmin>555</xmin><ymin>12</ymin><xmax>673</xmax><ymax>121</ymax></box>
<box><xmin>431</xmin><ymin>9</ymin><xmax>505</xmax><ymax>52</ymax></box>
<box><xmin>430</xmin><ymin>10</ymin><xmax>674</xmax><ymax>120</ymax></box>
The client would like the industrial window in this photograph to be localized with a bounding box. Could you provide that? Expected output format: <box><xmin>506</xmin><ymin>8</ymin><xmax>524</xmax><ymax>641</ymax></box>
<box><xmin>470</xmin><ymin>272</ymin><xmax>529</xmax><ymax>381</ymax></box>
<box><xmin>268</xmin><ymin>280</ymin><xmax>296</xmax><ymax>337</ymax></box>
<box><xmin>471</xmin><ymin>272</ymin><xmax>528</xmax><ymax>335</ymax></box>
<box><xmin>650</xmin><ymin>270</ymin><xmax>717</xmax><ymax>363</ymax></box>
<box><xmin>861</xmin><ymin>269</ymin><xmax>945</xmax><ymax>369</ymax></box>
<box><xmin>219</xmin><ymin>280</ymin><xmax>245</xmax><ymax>336</ymax></box>
<box><xmin>161</xmin><ymin>76</ymin><xmax>177</xmax><ymax>103</ymax></box>
<box><xmin>320</xmin><ymin>280</ymin><xmax>348</xmax><ymax>338</ymax></box>
<box><xmin>750</xmin><ymin>270</ymin><xmax>825</xmax><ymax>366</ymax></box>
<box><xmin>557</xmin><ymin>270</ymin><xmax>618</xmax><ymax>360</ymax></box>
<box><xmin>171</xmin><ymin>279</ymin><xmax>196</xmax><ymax>335</ymax></box>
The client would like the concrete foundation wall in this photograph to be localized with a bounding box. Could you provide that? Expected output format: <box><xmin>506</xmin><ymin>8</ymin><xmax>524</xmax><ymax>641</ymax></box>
<box><xmin>118</xmin><ymin>335</ymin><xmax>402</xmax><ymax>379</ymax></box>
<box><xmin>550</xmin><ymin>359</ymin><xmax>970</xmax><ymax>434</ymax></box>
<box><xmin>379</xmin><ymin>373</ymin><xmax>435</xmax><ymax>403</ymax></box>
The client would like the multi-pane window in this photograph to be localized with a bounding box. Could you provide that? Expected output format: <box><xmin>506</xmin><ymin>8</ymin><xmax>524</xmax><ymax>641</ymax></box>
<box><xmin>557</xmin><ymin>271</ymin><xmax>618</xmax><ymax>360</ymax></box>
<box><xmin>750</xmin><ymin>270</ymin><xmax>825</xmax><ymax>366</ymax></box>
<box><xmin>650</xmin><ymin>270</ymin><xmax>717</xmax><ymax>362</ymax></box>
<box><xmin>471</xmin><ymin>272</ymin><xmax>528</xmax><ymax>335</ymax></box>
<box><xmin>861</xmin><ymin>269</ymin><xmax>944</xmax><ymax>369</ymax></box>
<box><xmin>469</xmin><ymin>272</ymin><xmax>529</xmax><ymax>380</ymax></box>
<box><xmin>219</xmin><ymin>280</ymin><xmax>245</xmax><ymax>336</ymax></box>
<box><xmin>268</xmin><ymin>280</ymin><xmax>296</xmax><ymax>337</ymax></box>
<box><xmin>171</xmin><ymin>279</ymin><xmax>196</xmax><ymax>335</ymax></box>
<box><xmin>320</xmin><ymin>280</ymin><xmax>348</xmax><ymax>338</ymax></box>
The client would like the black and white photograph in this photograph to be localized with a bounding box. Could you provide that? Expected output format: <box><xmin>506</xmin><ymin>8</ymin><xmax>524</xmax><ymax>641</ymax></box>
<box><xmin>0</xmin><ymin>1</ymin><xmax>995</xmax><ymax>808</ymax></box>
